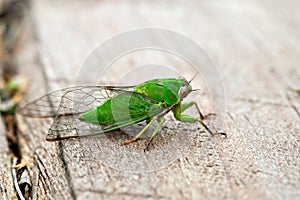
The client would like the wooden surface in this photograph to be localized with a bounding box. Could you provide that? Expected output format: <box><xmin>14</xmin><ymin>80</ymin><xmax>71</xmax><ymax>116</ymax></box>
<box><xmin>0</xmin><ymin>119</ymin><xmax>15</xmax><ymax>200</ymax></box>
<box><xmin>2</xmin><ymin>0</ymin><xmax>300</xmax><ymax>199</ymax></box>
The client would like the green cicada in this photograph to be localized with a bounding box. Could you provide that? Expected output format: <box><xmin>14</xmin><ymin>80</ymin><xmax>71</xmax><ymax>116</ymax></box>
<box><xmin>20</xmin><ymin>77</ymin><xmax>223</xmax><ymax>150</ymax></box>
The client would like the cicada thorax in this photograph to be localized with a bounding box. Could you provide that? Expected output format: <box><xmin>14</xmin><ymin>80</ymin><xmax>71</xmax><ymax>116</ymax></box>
<box><xmin>134</xmin><ymin>78</ymin><xmax>192</xmax><ymax>107</ymax></box>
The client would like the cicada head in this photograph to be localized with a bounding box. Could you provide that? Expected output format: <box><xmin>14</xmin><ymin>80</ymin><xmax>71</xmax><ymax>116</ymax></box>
<box><xmin>178</xmin><ymin>77</ymin><xmax>193</xmax><ymax>100</ymax></box>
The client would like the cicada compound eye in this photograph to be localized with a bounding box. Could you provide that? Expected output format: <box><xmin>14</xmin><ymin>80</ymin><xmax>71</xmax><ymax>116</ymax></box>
<box><xmin>179</xmin><ymin>86</ymin><xmax>189</xmax><ymax>100</ymax></box>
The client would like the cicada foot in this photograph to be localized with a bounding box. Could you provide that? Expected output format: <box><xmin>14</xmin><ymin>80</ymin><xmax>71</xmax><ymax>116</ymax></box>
<box><xmin>123</xmin><ymin>138</ymin><xmax>139</xmax><ymax>145</ymax></box>
<box><xmin>201</xmin><ymin>113</ymin><xmax>216</xmax><ymax>120</ymax></box>
<box><xmin>208</xmin><ymin>129</ymin><xmax>227</xmax><ymax>138</ymax></box>
<box><xmin>198</xmin><ymin>120</ymin><xmax>227</xmax><ymax>138</ymax></box>
<box><xmin>215</xmin><ymin>131</ymin><xmax>227</xmax><ymax>138</ymax></box>
<box><xmin>143</xmin><ymin>139</ymin><xmax>154</xmax><ymax>152</ymax></box>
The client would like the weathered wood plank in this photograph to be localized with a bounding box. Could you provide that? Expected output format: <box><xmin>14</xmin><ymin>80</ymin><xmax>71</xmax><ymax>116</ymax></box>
<box><xmin>0</xmin><ymin>119</ymin><xmax>15</xmax><ymax>200</ymax></box>
<box><xmin>14</xmin><ymin>0</ymin><xmax>300</xmax><ymax>199</ymax></box>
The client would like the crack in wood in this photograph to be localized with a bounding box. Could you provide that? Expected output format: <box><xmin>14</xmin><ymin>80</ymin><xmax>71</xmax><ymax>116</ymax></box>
<box><xmin>57</xmin><ymin>141</ymin><xmax>77</xmax><ymax>200</ymax></box>
<box><xmin>235</xmin><ymin>97</ymin><xmax>295</xmax><ymax>109</ymax></box>
<box><xmin>286</xmin><ymin>93</ymin><xmax>300</xmax><ymax>120</ymax></box>
<box><xmin>76</xmin><ymin>188</ymin><xmax>171</xmax><ymax>199</ymax></box>
<box><xmin>34</xmin><ymin>151</ymin><xmax>53</xmax><ymax>193</ymax></box>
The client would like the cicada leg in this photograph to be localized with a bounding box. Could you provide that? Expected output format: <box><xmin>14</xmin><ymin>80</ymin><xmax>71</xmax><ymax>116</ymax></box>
<box><xmin>172</xmin><ymin>102</ymin><xmax>227</xmax><ymax>138</ymax></box>
<box><xmin>179</xmin><ymin>101</ymin><xmax>216</xmax><ymax>120</ymax></box>
<box><xmin>123</xmin><ymin>116</ymin><xmax>158</xmax><ymax>145</ymax></box>
<box><xmin>144</xmin><ymin>117</ymin><xmax>165</xmax><ymax>151</ymax></box>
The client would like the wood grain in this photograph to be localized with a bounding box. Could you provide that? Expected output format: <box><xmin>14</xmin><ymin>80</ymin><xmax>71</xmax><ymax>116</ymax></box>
<box><xmin>0</xmin><ymin>119</ymin><xmax>15</xmax><ymax>200</ymax></box>
<box><xmin>12</xmin><ymin>0</ymin><xmax>300</xmax><ymax>199</ymax></box>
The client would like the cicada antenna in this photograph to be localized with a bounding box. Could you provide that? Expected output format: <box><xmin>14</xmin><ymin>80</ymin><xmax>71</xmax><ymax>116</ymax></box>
<box><xmin>188</xmin><ymin>73</ymin><xmax>198</xmax><ymax>84</ymax></box>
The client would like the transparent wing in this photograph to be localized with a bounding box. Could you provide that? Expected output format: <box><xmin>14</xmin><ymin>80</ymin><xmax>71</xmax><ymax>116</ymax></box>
<box><xmin>19</xmin><ymin>85</ymin><xmax>166</xmax><ymax>141</ymax></box>
<box><xmin>18</xmin><ymin>85</ymin><xmax>133</xmax><ymax>118</ymax></box>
